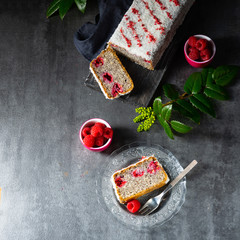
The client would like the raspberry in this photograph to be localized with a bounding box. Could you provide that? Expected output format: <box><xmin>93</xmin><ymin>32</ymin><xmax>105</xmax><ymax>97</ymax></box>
<box><xmin>188</xmin><ymin>36</ymin><xmax>198</xmax><ymax>47</ymax></box>
<box><xmin>83</xmin><ymin>135</ymin><xmax>95</xmax><ymax>147</ymax></box>
<box><xmin>147</xmin><ymin>161</ymin><xmax>160</xmax><ymax>174</ymax></box>
<box><xmin>200</xmin><ymin>48</ymin><xmax>212</xmax><ymax>61</ymax></box>
<box><xmin>103</xmin><ymin>127</ymin><xmax>113</xmax><ymax>139</ymax></box>
<box><xmin>93</xmin><ymin>57</ymin><xmax>104</xmax><ymax>67</ymax></box>
<box><xmin>82</xmin><ymin>127</ymin><xmax>91</xmax><ymax>137</ymax></box>
<box><xmin>112</xmin><ymin>83</ymin><xmax>123</xmax><ymax>97</ymax></box>
<box><xmin>132</xmin><ymin>169</ymin><xmax>144</xmax><ymax>177</ymax></box>
<box><xmin>91</xmin><ymin>125</ymin><xmax>103</xmax><ymax>137</ymax></box>
<box><xmin>103</xmin><ymin>72</ymin><xmax>113</xmax><ymax>83</ymax></box>
<box><xmin>188</xmin><ymin>47</ymin><xmax>200</xmax><ymax>61</ymax></box>
<box><xmin>195</xmin><ymin>38</ymin><xmax>208</xmax><ymax>51</ymax></box>
<box><xmin>115</xmin><ymin>176</ymin><xmax>127</xmax><ymax>187</ymax></box>
<box><xmin>95</xmin><ymin>136</ymin><xmax>105</xmax><ymax>147</ymax></box>
<box><xmin>95</xmin><ymin>122</ymin><xmax>106</xmax><ymax>129</ymax></box>
<box><xmin>127</xmin><ymin>199</ymin><xmax>141</xmax><ymax>213</ymax></box>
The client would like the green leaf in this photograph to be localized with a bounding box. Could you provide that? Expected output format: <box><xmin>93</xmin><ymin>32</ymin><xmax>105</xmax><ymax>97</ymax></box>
<box><xmin>203</xmin><ymin>67</ymin><xmax>228</xmax><ymax>100</ymax></box>
<box><xmin>161</xmin><ymin>105</ymin><xmax>172</xmax><ymax>121</ymax></box>
<box><xmin>162</xmin><ymin>121</ymin><xmax>174</xmax><ymax>139</ymax></box>
<box><xmin>59</xmin><ymin>0</ymin><xmax>74</xmax><ymax>20</ymax></box>
<box><xmin>153</xmin><ymin>97</ymin><xmax>162</xmax><ymax>115</ymax></box>
<box><xmin>163</xmin><ymin>84</ymin><xmax>178</xmax><ymax>100</ymax></box>
<box><xmin>75</xmin><ymin>0</ymin><xmax>87</xmax><ymax>13</ymax></box>
<box><xmin>170</xmin><ymin>120</ymin><xmax>192</xmax><ymax>133</ymax></box>
<box><xmin>213</xmin><ymin>65</ymin><xmax>239</xmax><ymax>86</ymax></box>
<box><xmin>46</xmin><ymin>0</ymin><xmax>62</xmax><ymax>18</ymax></box>
<box><xmin>156</xmin><ymin>114</ymin><xmax>173</xmax><ymax>139</ymax></box>
<box><xmin>190</xmin><ymin>94</ymin><xmax>216</xmax><ymax>118</ymax></box>
<box><xmin>204</xmin><ymin>86</ymin><xmax>228</xmax><ymax>100</ymax></box>
<box><xmin>201</xmin><ymin>67</ymin><xmax>214</xmax><ymax>86</ymax></box>
<box><xmin>184</xmin><ymin>72</ymin><xmax>202</xmax><ymax>94</ymax></box>
<box><xmin>156</xmin><ymin>114</ymin><xmax>164</xmax><ymax>126</ymax></box>
<box><xmin>173</xmin><ymin>99</ymin><xmax>201</xmax><ymax>124</ymax></box>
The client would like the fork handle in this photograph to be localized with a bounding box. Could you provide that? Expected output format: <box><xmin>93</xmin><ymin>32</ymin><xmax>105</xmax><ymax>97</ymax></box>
<box><xmin>160</xmin><ymin>160</ymin><xmax>198</xmax><ymax>197</ymax></box>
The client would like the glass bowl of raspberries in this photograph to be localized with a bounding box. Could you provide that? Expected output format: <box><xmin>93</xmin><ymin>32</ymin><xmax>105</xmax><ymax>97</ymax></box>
<box><xmin>79</xmin><ymin>118</ymin><xmax>113</xmax><ymax>152</ymax></box>
<box><xmin>184</xmin><ymin>34</ymin><xmax>216</xmax><ymax>68</ymax></box>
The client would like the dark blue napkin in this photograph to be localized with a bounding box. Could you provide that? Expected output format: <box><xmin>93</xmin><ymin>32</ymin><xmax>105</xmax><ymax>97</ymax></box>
<box><xmin>74</xmin><ymin>0</ymin><xmax>133</xmax><ymax>61</ymax></box>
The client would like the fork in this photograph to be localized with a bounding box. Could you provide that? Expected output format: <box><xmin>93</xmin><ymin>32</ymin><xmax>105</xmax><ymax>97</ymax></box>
<box><xmin>139</xmin><ymin>160</ymin><xmax>198</xmax><ymax>215</ymax></box>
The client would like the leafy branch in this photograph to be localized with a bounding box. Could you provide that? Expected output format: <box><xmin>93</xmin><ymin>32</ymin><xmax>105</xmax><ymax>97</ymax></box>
<box><xmin>46</xmin><ymin>0</ymin><xmax>87</xmax><ymax>20</ymax></box>
<box><xmin>133</xmin><ymin>65</ymin><xmax>239</xmax><ymax>139</ymax></box>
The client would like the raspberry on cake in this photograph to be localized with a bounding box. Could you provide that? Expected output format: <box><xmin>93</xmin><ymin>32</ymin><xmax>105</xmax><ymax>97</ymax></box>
<box><xmin>90</xmin><ymin>47</ymin><xmax>134</xmax><ymax>100</ymax></box>
<box><xmin>108</xmin><ymin>0</ymin><xmax>195</xmax><ymax>70</ymax></box>
<box><xmin>111</xmin><ymin>156</ymin><xmax>170</xmax><ymax>204</ymax></box>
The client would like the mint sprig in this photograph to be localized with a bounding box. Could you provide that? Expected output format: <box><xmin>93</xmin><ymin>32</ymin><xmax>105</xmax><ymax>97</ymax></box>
<box><xmin>47</xmin><ymin>0</ymin><xmax>87</xmax><ymax>20</ymax></box>
<box><xmin>133</xmin><ymin>65</ymin><xmax>239</xmax><ymax>139</ymax></box>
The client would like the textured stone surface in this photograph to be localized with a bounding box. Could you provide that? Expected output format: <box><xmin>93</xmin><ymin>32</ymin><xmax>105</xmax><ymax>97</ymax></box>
<box><xmin>0</xmin><ymin>0</ymin><xmax>240</xmax><ymax>239</ymax></box>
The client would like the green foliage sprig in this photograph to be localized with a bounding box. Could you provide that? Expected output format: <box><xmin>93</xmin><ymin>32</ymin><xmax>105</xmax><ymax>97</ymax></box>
<box><xmin>47</xmin><ymin>0</ymin><xmax>87</xmax><ymax>20</ymax></box>
<box><xmin>133</xmin><ymin>65</ymin><xmax>239</xmax><ymax>139</ymax></box>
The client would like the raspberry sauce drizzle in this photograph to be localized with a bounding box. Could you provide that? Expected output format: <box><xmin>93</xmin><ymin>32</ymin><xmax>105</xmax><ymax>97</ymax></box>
<box><xmin>131</xmin><ymin>8</ymin><xmax>156</xmax><ymax>43</ymax></box>
<box><xmin>169</xmin><ymin>0</ymin><xmax>180</xmax><ymax>6</ymax></box>
<box><xmin>167</xmin><ymin>12</ymin><xmax>173</xmax><ymax>19</ymax></box>
<box><xmin>141</xmin><ymin>0</ymin><xmax>165</xmax><ymax>33</ymax></box>
<box><xmin>120</xmin><ymin>27</ymin><xmax>132</xmax><ymax>47</ymax></box>
<box><xmin>154</xmin><ymin>0</ymin><xmax>173</xmax><ymax>19</ymax></box>
<box><xmin>125</xmin><ymin>16</ymin><xmax>142</xmax><ymax>47</ymax></box>
<box><xmin>155</xmin><ymin>0</ymin><xmax>166</xmax><ymax>10</ymax></box>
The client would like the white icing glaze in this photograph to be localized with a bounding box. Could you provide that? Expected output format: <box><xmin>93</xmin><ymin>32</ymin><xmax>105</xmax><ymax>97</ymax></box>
<box><xmin>109</xmin><ymin>0</ymin><xmax>195</xmax><ymax>64</ymax></box>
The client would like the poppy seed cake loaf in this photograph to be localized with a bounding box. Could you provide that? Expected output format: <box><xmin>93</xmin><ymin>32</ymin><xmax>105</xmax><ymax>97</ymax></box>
<box><xmin>90</xmin><ymin>47</ymin><xmax>134</xmax><ymax>100</ymax></box>
<box><xmin>111</xmin><ymin>156</ymin><xmax>170</xmax><ymax>204</ymax></box>
<box><xmin>108</xmin><ymin>0</ymin><xmax>195</xmax><ymax>70</ymax></box>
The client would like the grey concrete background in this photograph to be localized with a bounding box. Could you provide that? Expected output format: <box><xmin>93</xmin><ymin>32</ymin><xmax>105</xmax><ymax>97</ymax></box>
<box><xmin>0</xmin><ymin>0</ymin><xmax>240</xmax><ymax>239</ymax></box>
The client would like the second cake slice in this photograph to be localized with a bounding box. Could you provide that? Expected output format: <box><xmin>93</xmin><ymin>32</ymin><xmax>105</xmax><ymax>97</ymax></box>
<box><xmin>111</xmin><ymin>156</ymin><xmax>170</xmax><ymax>204</ymax></box>
<box><xmin>90</xmin><ymin>47</ymin><xmax>134</xmax><ymax>100</ymax></box>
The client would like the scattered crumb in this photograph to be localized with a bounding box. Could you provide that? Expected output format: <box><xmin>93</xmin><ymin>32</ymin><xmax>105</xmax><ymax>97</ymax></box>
<box><xmin>64</xmin><ymin>172</ymin><xmax>69</xmax><ymax>177</ymax></box>
<box><xmin>81</xmin><ymin>170</ymin><xmax>88</xmax><ymax>177</ymax></box>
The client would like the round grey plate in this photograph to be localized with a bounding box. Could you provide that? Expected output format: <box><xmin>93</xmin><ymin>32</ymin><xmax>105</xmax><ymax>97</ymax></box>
<box><xmin>97</xmin><ymin>142</ymin><xmax>186</xmax><ymax>230</ymax></box>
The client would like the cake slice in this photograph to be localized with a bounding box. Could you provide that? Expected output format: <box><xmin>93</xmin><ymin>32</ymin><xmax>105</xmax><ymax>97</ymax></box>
<box><xmin>89</xmin><ymin>47</ymin><xmax>134</xmax><ymax>100</ymax></box>
<box><xmin>111</xmin><ymin>156</ymin><xmax>170</xmax><ymax>204</ymax></box>
<box><xmin>108</xmin><ymin>0</ymin><xmax>195</xmax><ymax>70</ymax></box>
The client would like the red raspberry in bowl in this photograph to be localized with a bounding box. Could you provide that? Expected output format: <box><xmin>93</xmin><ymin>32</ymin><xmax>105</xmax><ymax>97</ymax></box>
<box><xmin>82</xmin><ymin>127</ymin><xmax>91</xmax><ymax>137</ymax></box>
<box><xmin>83</xmin><ymin>135</ymin><xmax>95</xmax><ymax>147</ymax></box>
<box><xmin>188</xmin><ymin>47</ymin><xmax>200</xmax><ymax>61</ymax></box>
<box><xmin>127</xmin><ymin>199</ymin><xmax>141</xmax><ymax>213</ymax></box>
<box><xmin>200</xmin><ymin>48</ymin><xmax>212</xmax><ymax>61</ymax></box>
<box><xmin>188</xmin><ymin>36</ymin><xmax>198</xmax><ymax>47</ymax></box>
<box><xmin>195</xmin><ymin>38</ymin><xmax>208</xmax><ymax>51</ymax></box>
<box><xmin>103</xmin><ymin>127</ymin><xmax>113</xmax><ymax>139</ymax></box>
<box><xmin>95</xmin><ymin>136</ymin><xmax>105</xmax><ymax>147</ymax></box>
<box><xmin>91</xmin><ymin>125</ymin><xmax>104</xmax><ymax>137</ymax></box>
<box><xmin>95</xmin><ymin>122</ymin><xmax>106</xmax><ymax>129</ymax></box>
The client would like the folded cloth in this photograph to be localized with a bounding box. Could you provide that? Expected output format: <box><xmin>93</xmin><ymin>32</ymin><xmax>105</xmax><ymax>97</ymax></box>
<box><xmin>74</xmin><ymin>0</ymin><xmax>133</xmax><ymax>61</ymax></box>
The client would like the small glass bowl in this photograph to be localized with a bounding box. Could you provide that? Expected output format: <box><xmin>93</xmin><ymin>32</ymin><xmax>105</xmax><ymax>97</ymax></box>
<box><xmin>79</xmin><ymin>118</ymin><xmax>112</xmax><ymax>152</ymax></box>
<box><xmin>184</xmin><ymin>34</ymin><xmax>216</xmax><ymax>68</ymax></box>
